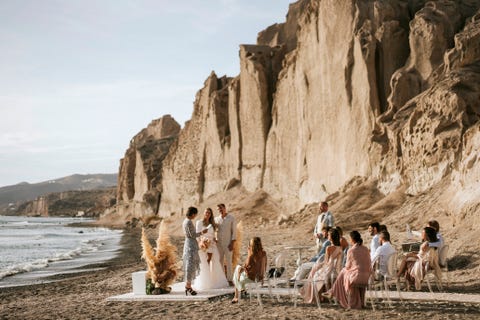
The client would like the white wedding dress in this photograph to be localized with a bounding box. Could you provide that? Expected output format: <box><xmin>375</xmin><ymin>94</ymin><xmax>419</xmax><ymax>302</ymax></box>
<box><xmin>193</xmin><ymin>220</ymin><xmax>228</xmax><ymax>290</ymax></box>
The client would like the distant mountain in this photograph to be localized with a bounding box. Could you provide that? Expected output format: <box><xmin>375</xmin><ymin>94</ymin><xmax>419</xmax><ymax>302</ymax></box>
<box><xmin>0</xmin><ymin>174</ymin><xmax>117</xmax><ymax>210</ymax></box>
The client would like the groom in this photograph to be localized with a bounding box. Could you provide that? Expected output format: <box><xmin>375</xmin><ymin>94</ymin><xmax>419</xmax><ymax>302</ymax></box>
<box><xmin>215</xmin><ymin>203</ymin><xmax>236</xmax><ymax>286</ymax></box>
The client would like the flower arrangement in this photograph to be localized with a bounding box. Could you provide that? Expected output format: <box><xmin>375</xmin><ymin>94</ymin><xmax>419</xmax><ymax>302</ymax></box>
<box><xmin>141</xmin><ymin>220</ymin><xmax>177</xmax><ymax>294</ymax></box>
<box><xmin>199</xmin><ymin>236</ymin><xmax>211</xmax><ymax>252</ymax></box>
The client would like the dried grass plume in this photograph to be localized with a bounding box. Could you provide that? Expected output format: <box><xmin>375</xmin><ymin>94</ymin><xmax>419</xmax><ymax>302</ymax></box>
<box><xmin>232</xmin><ymin>220</ymin><xmax>243</xmax><ymax>267</ymax></box>
<box><xmin>141</xmin><ymin>220</ymin><xmax>177</xmax><ymax>290</ymax></box>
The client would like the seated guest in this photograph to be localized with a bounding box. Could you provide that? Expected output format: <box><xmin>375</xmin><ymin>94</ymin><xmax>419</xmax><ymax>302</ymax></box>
<box><xmin>368</xmin><ymin>222</ymin><xmax>381</xmax><ymax>261</ymax></box>
<box><xmin>336</xmin><ymin>226</ymin><xmax>349</xmax><ymax>267</ymax></box>
<box><xmin>299</xmin><ymin>228</ymin><xmax>343</xmax><ymax>303</ymax></box>
<box><xmin>310</xmin><ymin>226</ymin><xmax>332</xmax><ymax>262</ymax></box>
<box><xmin>427</xmin><ymin>220</ymin><xmax>444</xmax><ymax>250</ymax></box>
<box><xmin>323</xmin><ymin>230</ymin><xmax>371</xmax><ymax>309</ymax></box>
<box><xmin>336</xmin><ymin>226</ymin><xmax>349</xmax><ymax>251</ymax></box>
<box><xmin>371</xmin><ymin>231</ymin><xmax>396</xmax><ymax>277</ymax></box>
<box><xmin>231</xmin><ymin>237</ymin><xmax>267</xmax><ymax>304</ymax></box>
<box><xmin>397</xmin><ymin>227</ymin><xmax>441</xmax><ymax>290</ymax></box>
<box><xmin>290</xmin><ymin>227</ymin><xmax>331</xmax><ymax>281</ymax></box>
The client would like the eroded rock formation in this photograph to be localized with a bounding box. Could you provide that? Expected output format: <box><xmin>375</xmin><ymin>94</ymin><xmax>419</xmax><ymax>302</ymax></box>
<box><xmin>116</xmin><ymin>115</ymin><xmax>180</xmax><ymax>216</ymax></box>
<box><xmin>115</xmin><ymin>0</ymin><xmax>480</xmax><ymax>220</ymax></box>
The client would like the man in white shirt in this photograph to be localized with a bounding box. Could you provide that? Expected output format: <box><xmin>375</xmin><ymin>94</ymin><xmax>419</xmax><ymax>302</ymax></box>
<box><xmin>215</xmin><ymin>203</ymin><xmax>236</xmax><ymax>285</ymax></box>
<box><xmin>371</xmin><ymin>231</ymin><xmax>396</xmax><ymax>276</ymax></box>
<box><xmin>313</xmin><ymin>202</ymin><xmax>334</xmax><ymax>253</ymax></box>
<box><xmin>368</xmin><ymin>222</ymin><xmax>380</xmax><ymax>261</ymax></box>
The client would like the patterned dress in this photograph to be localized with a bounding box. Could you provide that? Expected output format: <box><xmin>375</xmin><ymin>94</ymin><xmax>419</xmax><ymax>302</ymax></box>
<box><xmin>183</xmin><ymin>218</ymin><xmax>201</xmax><ymax>283</ymax></box>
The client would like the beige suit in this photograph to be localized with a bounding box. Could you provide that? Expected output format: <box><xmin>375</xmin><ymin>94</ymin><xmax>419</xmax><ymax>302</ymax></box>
<box><xmin>215</xmin><ymin>213</ymin><xmax>236</xmax><ymax>280</ymax></box>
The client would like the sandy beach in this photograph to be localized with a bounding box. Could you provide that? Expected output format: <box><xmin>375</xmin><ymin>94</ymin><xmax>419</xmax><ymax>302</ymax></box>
<box><xmin>1</xmin><ymin>222</ymin><xmax>480</xmax><ymax>320</ymax></box>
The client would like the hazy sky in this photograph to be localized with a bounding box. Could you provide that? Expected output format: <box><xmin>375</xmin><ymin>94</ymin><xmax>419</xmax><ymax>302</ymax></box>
<box><xmin>0</xmin><ymin>0</ymin><xmax>294</xmax><ymax>187</ymax></box>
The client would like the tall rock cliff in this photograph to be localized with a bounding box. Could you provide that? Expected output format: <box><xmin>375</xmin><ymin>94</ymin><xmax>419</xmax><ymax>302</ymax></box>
<box><xmin>116</xmin><ymin>0</ymin><xmax>480</xmax><ymax>220</ymax></box>
<box><xmin>116</xmin><ymin>115</ymin><xmax>180</xmax><ymax>216</ymax></box>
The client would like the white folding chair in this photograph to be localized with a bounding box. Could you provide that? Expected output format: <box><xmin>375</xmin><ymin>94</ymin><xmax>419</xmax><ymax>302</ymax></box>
<box><xmin>292</xmin><ymin>277</ymin><xmax>321</xmax><ymax>309</ymax></box>
<box><xmin>267</xmin><ymin>252</ymin><xmax>289</xmax><ymax>301</ymax></box>
<box><xmin>425</xmin><ymin>244</ymin><xmax>449</xmax><ymax>292</ymax></box>
<box><xmin>369</xmin><ymin>252</ymin><xmax>403</xmax><ymax>307</ymax></box>
<box><xmin>245</xmin><ymin>279</ymin><xmax>264</xmax><ymax>309</ymax></box>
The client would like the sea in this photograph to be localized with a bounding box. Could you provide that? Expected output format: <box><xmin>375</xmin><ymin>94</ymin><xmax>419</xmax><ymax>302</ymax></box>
<box><xmin>0</xmin><ymin>215</ymin><xmax>123</xmax><ymax>288</ymax></box>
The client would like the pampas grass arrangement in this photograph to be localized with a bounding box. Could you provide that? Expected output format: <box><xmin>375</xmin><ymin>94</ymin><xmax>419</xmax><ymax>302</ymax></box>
<box><xmin>141</xmin><ymin>220</ymin><xmax>177</xmax><ymax>294</ymax></box>
<box><xmin>232</xmin><ymin>220</ymin><xmax>243</xmax><ymax>267</ymax></box>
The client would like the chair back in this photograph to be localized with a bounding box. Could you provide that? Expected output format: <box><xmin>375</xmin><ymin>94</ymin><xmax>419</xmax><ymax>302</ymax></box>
<box><xmin>268</xmin><ymin>252</ymin><xmax>287</xmax><ymax>281</ymax></box>
<box><xmin>438</xmin><ymin>244</ymin><xmax>449</xmax><ymax>268</ymax></box>
<box><xmin>385</xmin><ymin>252</ymin><xmax>398</xmax><ymax>278</ymax></box>
<box><xmin>274</xmin><ymin>252</ymin><xmax>286</xmax><ymax>268</ymax></box>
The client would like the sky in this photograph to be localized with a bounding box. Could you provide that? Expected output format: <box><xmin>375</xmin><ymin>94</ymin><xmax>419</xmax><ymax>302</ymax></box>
<box><xmin>0</xmin><ymin>0</ymin><xmax>294</xmax><ymax>187</ymax></box>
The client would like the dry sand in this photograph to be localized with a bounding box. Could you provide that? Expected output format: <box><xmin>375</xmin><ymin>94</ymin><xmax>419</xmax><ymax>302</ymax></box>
<box><xmin>2</xmin><ymin>183</ymin><xmax>480</xmax><ymax>319</ymax></box>
<box><xmin>1</xmin><ymin>221</ymin><xmax>480</xmax><ymax>320</ymax></box>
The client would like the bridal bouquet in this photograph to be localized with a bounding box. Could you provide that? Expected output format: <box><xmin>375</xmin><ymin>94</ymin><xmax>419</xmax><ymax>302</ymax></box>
<box><xmin>199</xmin><ymin>236</ymin><xmax>211</xmax><ymax>252</ymax></box>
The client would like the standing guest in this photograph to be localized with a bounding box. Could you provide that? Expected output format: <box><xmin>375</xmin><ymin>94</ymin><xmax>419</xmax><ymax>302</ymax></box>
<box><xmin>368</xmin><ymin>222</ymin><xmax>381</xmax><ymax>260</ymax></box>
<box><xmin>182</xmin><ymin>206</ymin><xmax>207</xmax><ymax>295</ymax></box>
<box><xmin>314</xmin><ymin>202</ymin><xmax>334</xmax><ymax>253</ymax></box>
<box><xmin>215</xmin><ymin>203</ymin><xmax>237</xmax><ymax>285</ymax></box>
<box><xmin>323</xmin><ymin>231</ymin><xmax>371</xmax><ymax>309</ymax></box>
<box><xmin>231</xmin><ymin>237</ymin><xmax>267</xmax><ymax>304</ymax></box>
<box><xmin>371</xmin><ymin>231</ymin><xmax>396</xmax><ymax>277</ymax></box>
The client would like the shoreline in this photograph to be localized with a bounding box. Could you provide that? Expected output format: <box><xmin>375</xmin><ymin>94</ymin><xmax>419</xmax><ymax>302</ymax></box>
<box><xmin>0</xmin><ymin>218</ymin><xmax>123</xmax><ymax>289</ymax></box>
<box><xmin>1</xmin><ymin>226</ymin><xmax>480</xmax><ymax>319</ymax></box>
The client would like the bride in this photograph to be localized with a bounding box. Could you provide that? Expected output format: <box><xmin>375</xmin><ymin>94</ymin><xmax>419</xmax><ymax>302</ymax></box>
<box><xmin>194</xmin><ymin>208</ymin><xmax>228</xmax><ymax>290</ymax></box>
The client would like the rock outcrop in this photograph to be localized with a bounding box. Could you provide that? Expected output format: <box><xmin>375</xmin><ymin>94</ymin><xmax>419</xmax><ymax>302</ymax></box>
<box><xmin>115</xmin><ymin>0</ymin><xmax>480</xmax><ymax>221</ymax></box>
<box><xmin>116</xmin><ymin>115</ymin><xmax>180</xmax><ymax>216</ymax></box>
<box><xmin>14</xmin><ymin>188</ymin><xmax>116</xmax><ymax>217</ymax></box>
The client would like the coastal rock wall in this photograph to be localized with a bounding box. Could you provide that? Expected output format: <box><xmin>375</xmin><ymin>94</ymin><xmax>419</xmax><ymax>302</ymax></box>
<box><xmin>116</xmin><ymin>0</ymin><xmax>480</xmax><ymax>219</ymax></box>
<box><xmin>375</xmin><ymin>4</ymin><xmax>480</xmax><ymax>197</ymax></box>
<box><xmin>15</xmin><ymin>188</ymin><xmax>116</xmax><ymax>217</ymax></box>
<box><xmin>116</xmin><ymin>115</ymin><xmax>180</xmax><ymax>216</ymax></box>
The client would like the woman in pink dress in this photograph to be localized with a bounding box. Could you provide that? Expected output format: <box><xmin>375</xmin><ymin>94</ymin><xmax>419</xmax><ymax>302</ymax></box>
<box><xmin>324</xmin><ymin>230</ymin><xmax>371</xmax><ymax>309</ymax></box>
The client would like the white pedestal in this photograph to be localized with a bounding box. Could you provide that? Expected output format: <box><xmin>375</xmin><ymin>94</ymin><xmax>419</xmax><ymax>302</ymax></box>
<box><xmin>132</xmin><ymin>271</ymin><xmax>147</xmax><ymax>295</ymax></box>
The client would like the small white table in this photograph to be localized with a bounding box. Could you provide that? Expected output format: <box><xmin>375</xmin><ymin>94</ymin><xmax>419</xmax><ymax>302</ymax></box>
<box><xmin>284</xmin><ymin>245</ymin><xmax>312</xmax><ymax>267</ymax></box>
<box><xmin>132</xmin><ymin>271</ymin><xmax>147</xmax><ymax>295</ymax></box>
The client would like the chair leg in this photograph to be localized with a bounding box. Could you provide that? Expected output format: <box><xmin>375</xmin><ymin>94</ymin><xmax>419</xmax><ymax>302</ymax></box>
<box><xmin>383</xmin><ymin>278</ymin><xmax>392</xmax><ymax>307</ymax></box>
<box><xmin>312</xmin><ymin>280</ymin><xmax>321</xmax><ymax>310</ymax></box>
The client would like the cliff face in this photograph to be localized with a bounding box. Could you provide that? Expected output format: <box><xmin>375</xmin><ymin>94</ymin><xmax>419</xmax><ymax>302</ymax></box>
<box><xmin>116</xmin><ymin>115</ymin><xmax>180</xmax><ymax>216</ymax></box>
<box><xmin>116</xmin><ymin>0</ymin><xmax>480</xmax><ymax>219</ymax></box>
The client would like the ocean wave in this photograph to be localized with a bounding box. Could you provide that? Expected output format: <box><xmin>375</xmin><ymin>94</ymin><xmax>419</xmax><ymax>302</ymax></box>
<box><xmin>0</xmin><ymin>258</ymin><xmax>50</xmax><ymax>280</ymax></box>
<box><xmin>0</xmin><ymin>236</ymin><xmax>116</xmax><ymax>281</ymax></box>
